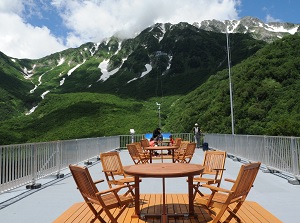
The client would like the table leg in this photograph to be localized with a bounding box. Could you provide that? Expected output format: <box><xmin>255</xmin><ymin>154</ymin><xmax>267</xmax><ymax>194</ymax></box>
<box><xmin>172</xmin><ymin>149</ymin><xmax>175</xmax><ymax>163</ymax></box>
<box><xmin>149</xmin><ymin>150</ymin><xmax>153</xmax><ymax>163</ymax></box>
<box><xmin>132</xmin><ymin>176</ymin><xmax>140</xmax><ymax>218</ymax></box>
<box><xmin>162</xmin><ymin>177</ymin><xmax>166</xmax><ymax>223</ymax></box>
<box><xmin>187</xmin><ymin>175</ymin><xmax>195</xmax><ymax>216</ymax></box>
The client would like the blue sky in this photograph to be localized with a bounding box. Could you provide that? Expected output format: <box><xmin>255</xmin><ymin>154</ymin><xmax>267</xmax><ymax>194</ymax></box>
<box><xmin>0</xmin><ymin>0</ymin><xmax>299</xmax><ymax>59</ymax></box>
<box><xmin>238</xmin><ymin>0</ymin><xmax>299</xmax><ymax>24</ymax></box>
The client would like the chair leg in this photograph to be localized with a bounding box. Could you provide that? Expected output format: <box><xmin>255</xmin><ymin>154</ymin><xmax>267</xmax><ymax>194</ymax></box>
<box><xmin>211</xmin><ymin>205</ymin><xmax>228</xmax><ymax>223</ymax></box>
<box><xmin>103</xmin><ymin>202</ymin><xmax>130</xmax><ymax>223</ymax></box>
<box><xmin>193</xmin><ymin>182</ymin><xmax>204</xmax><ymax>200</ymax></box>
<box><xmin>123</xmin><ymin>184</ymin><xmax>135</xmax><ymax>197</ymax></box>
<box><xmin>86</xmin><ymin>202</ymin><xmax>106</xmax><ymax>223</ymax></box>
<box><xmin>224</xmin><ymin>202</ymin><xmax>243</xmax><ymax>223</ymax></box>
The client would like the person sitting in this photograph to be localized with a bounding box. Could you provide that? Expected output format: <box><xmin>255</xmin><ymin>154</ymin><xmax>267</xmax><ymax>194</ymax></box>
<box><xmin>149</xmin><ymin>137</ymin><xmax>156</xmax><ymax>147</ymax></box>
<box><xmin>169</xmin><ymin>135</ymin><xmax>175</xmax><ymax>146</ymax></box>
<box><xmin>168</xmin><ymin>135</ymin><xmax>175</xmax><ymax>155</ymax></box>
<box><xmin>153</xmin><ymin>128</ymin><xmax>162</xmax><ymax>141</ymax></box>
<box><xmin>149</xmin><ymin>137</ymin><xmax>159</xmax><ymax>156</ymax></box>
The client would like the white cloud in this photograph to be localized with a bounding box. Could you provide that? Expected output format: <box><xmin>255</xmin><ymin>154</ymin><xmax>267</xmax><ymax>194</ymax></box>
<box><xmin>0</xmin><ymin>0</ymin><xmax>66</xmax><ymax>59</ymax></box>
<box><xmin>0</xmin><ymin>0</ymin><xmax>23</xmax><ymax>14</ymax></box>
<box><xmin>0</xmin><ymin>0</ymin><xmax>240</xmax><ymax>59</ymax></box>
<box><xmin>265</xmin><ymin>14</ymin><xmax>281</xmax><ymax>23</ymax></box>
<box><xmin>0</xmin><ymin>12</ymin><xmax>66</xmax><ymax>59</ymax></box>
<box><xmin>57</xmin><ymin>0</ymin><xmax>240</xmax><ymax>48</ymax></box>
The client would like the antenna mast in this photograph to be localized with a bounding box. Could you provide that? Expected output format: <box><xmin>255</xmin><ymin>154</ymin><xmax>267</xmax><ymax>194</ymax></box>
<box><xmin>226</xmin><ymin>29</ymin><xmax>235</xmax><ymax>135</ymax></box>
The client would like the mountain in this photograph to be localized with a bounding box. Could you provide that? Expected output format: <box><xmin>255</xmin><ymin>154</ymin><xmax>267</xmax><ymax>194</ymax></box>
<box><xmin>0</xmin><ymin>52</ymin><xmax>36</xmax><ymax>120</ymax></box>
<box><xmin>195</xmin><ymin>16</ymin><xmax>300</xmax><ymax>43</ymax></box>
<box><xmin>165</xmin><ymin>34</ymin><xmax>300</xmax><ymax>136</ymax></box>
<box><xmin>0</xmin><ymin>16</ymin><xmax>299</xmax><ymax>145</ymax></box>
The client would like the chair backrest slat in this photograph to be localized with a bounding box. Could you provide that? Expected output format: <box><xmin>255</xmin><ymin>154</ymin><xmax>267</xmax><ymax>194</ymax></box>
<box><xmin>231</xmin><ymin>162</ymin><xmax>261</xmax><ymax>200</ymax></box>
<box><xmin>202</xmin><ymin>151</ymin><xmax>227</xmax><ymax>175</ymax></box>
<box><xmin>69</xmin><ymin>165</ymin><xmax>99</xmax><ymax>202</ymax></box>
<box><xmin>185</xmin><ymin>142</ymin><xmax>196</xmax><ymax>156</ymax></box>
<box><xmin>140</xmin><ymin>139</ymin><xmax>150</xmax><ymax>147</ymax></box>
<box><xmin>100</xmin><ymin>151</ymin><xmax>124</xmax><ymax>176</ymax></box>
<box><xmin>127</xmin><ymin>143</ymin><xmax>148</xmax><ymax>164</ymax></box>
<box><xmin>175</xmin><ymin>138</ymin><xmax>182</xmax><ymax>147</ymax></box>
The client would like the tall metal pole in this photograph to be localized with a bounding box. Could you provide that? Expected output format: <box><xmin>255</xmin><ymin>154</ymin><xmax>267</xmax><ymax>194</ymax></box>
<box><xmin>226</xmin><ymin>29</ymin><xmax>235</xmax><ymax>135</ymax></box>
<box><xmin>156</xmin><ymin>102</ymin><xmax>161</xmax><ymax>128</ymax></box>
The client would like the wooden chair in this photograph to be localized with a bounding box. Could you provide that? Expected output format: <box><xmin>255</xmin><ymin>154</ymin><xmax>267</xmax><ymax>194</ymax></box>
<box><xmin>140</xmin><ymin>138</ymin><xmax>150</xmax><ymax>148</ymax></box>
<box><xmin>174</xmin><ymin>137</ymin><xmax>182</xmax><ymax>146</ymax></box>
<box><xmin>69</xmin><ymin>164</ymin><xmax>133</xmax><ymax>223</ymax></box>
<box><xmin>193</xmin><ymin>150</ymin><xmax>227</xmax><ymax>198</ymax></box>
<box><xmin>174</xmin><ymin>142</ymin><xmax>196</xmax><ymax>163</ymax></box>
<box><xmin>174</xmin><ymin>140</ymin><xmax>189</xmax><ymax>160</ymax></box>
<box><xmin>100</xmin><ymin>151</ymin><xmax>135</xmax><ymax>196</ymax></box>
<box><xmin>196</xmin><ymin>162</ymin><xmax>261</xmax><ymax>223</ymax></box>
<box><xmin>127</xmin><ymin>143</ymin><xmax>149</xmax><ymax>164</ymax></box>
<box><xmin>134</xmin><ymin>141</ymin><xmax>150</xmax><ymax>161</ymax></box>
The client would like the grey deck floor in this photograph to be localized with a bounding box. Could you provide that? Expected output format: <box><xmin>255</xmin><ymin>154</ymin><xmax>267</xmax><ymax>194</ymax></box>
<box><xmin>0</xmin><ymin>148</ymin><xmax>299</xmax><ymax>223</ymax></box>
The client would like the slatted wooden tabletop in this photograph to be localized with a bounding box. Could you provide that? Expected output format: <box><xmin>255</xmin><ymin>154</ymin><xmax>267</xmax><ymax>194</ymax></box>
<box><xmin>53</xmin><ymin>194</ymin><xmax>282</xmax><ymax>223</ymax></box>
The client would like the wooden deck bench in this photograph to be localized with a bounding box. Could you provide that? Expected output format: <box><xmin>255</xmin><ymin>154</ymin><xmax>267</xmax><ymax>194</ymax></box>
<box><xmin>53</xmin><ymin>194</ymin><xmax>282</xmax><ymax>223</ymax></box>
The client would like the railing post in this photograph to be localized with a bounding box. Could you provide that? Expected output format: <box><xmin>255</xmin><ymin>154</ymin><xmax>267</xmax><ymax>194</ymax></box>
<box><xmin>56</xmin><ymin>141</ymin><xmax>64</xmax><ymax>179</ymax></box>
<box><xmin>288</xmin><ymin>137</ymin><xmax>300</xmax><ymax>185</ymax></box>
<box><xmin>26</xmin><ymin>144</ymin><xmax>41</xmax><ymax>189</ymax></box>
<box><xmin>264</xmin><ymin>135</ymin><xmax>269</xmax><ymax>166</ymax></box>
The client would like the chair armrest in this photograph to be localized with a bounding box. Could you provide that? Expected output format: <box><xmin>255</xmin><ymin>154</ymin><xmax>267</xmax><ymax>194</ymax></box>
<box><xmin>224</xmin><ymin>178</ymin><xmax>236</xmax><ymax>183</ymax></box>
<box><xmin>201</xmin><ymin>184</ymin><xmax>233</xmax><ymax>194</ymax></box>
<box><xmin>102</xmin><ymin>169</ymin><xmax>117</xmax><ymax>173</ymax></box>
<box><xmin>212</xmin><ymin>168</ymin><xmax>226</xmax><ymax>180</ymax></box>
<box><xmin>213</xmin><ymin>168</ymin><xmax>226</xmax><ymax>171</ymax></box>
<box><xmin>94</xmin><ymin>179</ymin><xmax>105</xmax><ymax>185</ymax></box>
<box><xmin>96</xmin><ymin>184</ymin><xmax>130</xmax><ymax>195</ymax></box>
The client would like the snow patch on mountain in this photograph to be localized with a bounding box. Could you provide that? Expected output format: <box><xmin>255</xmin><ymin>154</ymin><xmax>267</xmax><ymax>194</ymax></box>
<box><xmin>26</xmin><ymin>90</ymin><xmax>49</xmax><ymax>115</ymax></box>
<box><xmin>98</xmin><ymin>59</ymin><xmax>119</xmax><ymax>81</ymax></box>
<box><xmin>23</xmin><ymin>64</ymin><xmax>36</xmax><ymax>79</ymax></box>
<box><xmin>25</xmin><ymin>105</ymin><xmax>38</xmax><ymax>115</ymax></box>
<box><xmin>141</xmin><ymin>64</ymin><xmax>152</xmax><ymax>77</ymax></box>
<box><xmin>98</xmin><ymin>57</ymin><xmax>127</xmax><ymax>82</ymax></box>
<box><xmin>127</xmin><ymin>64</ymin><xmax>152</xmax><ymax>84</ymax></box>
<box><xmin>60</xmin><ymin>78</ymin><xmax>65</xmax><ymax>86</ymax></box>
<box><xmin>67</xmin><ymin>59</ymin><xmax>86</xmax><ymax>76</ymax></box>
<box><xmin>90</xmin><ymin>43</ymin><xmax>100</xmax><ymax>56</ymax></box>
<box><xmin>57</xmin><ymin>57</ymin><xmax>65</xmax><ymax>66</ymax></box>
<box><xmin>30</xmin><ymin>85</ymin><xmax>38</xmax><ymax>94</ymax></box>
<box><xmin>265</xmin><ymin>24</ymin><xmax>299</xmax><ymax>34</ymax></box>
<box><xmin>115</xmin><ymin>42</ymin><xmax>122</xmax><ymax>55</ymax></box>
<box><xmin>41</xmin><ymin>90</ymin><xmax>50</xmax><ymax>99</ymax></box>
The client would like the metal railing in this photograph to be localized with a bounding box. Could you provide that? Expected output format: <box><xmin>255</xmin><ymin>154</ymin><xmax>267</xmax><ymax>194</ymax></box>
<box><xmin>204</xmin><ymin>133</ymin><xmax>300</xmax><ymax>184</ymax></box>
<box><xmin>2</xmin><ymin>132</ymin><xmax>299</xmax><ymax>193</ymax></box>
<box><xmin>0</xmin><ymin>136</ymin><xmax>119</xmax><ymax>193</ymax></box>
<box><xmin>0</xmin><ymin>133</ymin><xmax>191</xmax><ymax>193</ymax></box>
<box><xmin>119</xmin><ymin>133</ymin><xmax>193</xmax><ymax>148</ymax></box>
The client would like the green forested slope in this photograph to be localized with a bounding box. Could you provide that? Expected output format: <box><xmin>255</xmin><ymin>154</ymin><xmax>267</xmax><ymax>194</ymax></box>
<box><xmin>0</xmin><ymin>31</ymin><xmax>299</xmax><ymax>145</ymax></box>
<box><xmin>0</xmin><ymin>92</ymin><xmax>179</xmax><ymax>144</ymax></box>
<box><xmin>164</xmin><ymin>35</ymin><xmax>300</xmax><ymax>136</ymax></box>
<box><xmin>0</xmin><ymin>52</ymin><xmax>36</xmax><ymax>120</ymax></box>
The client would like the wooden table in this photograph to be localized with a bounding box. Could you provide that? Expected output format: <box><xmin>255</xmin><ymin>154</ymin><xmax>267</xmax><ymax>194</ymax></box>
<box><xmin>157</xmin><ymin>140</ymin><xmax>171</xmax><ymax>146</ymax></box>
<box><xmin>145</xmin><ymin>146</ymin><xmax>179</xmax><ymax>163</ymax></box>
<box><xmin>123</xmin><ymin>163</ymin><xmax>204</xmax><ymax>223</ymax></box>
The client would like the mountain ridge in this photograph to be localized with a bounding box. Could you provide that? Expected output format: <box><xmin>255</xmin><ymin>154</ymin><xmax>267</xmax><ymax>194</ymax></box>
<box><xmin>195</xmin><ymin>16</ymin><xmax>299</xmax><ymax>42</ymax></box>
<box><xmin>0</xmin><ymin>16</ymin><xmax>299</xmax><ymax>144</ymax></box>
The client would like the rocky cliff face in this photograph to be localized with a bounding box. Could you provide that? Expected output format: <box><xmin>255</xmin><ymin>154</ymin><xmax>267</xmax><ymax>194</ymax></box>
<box><xmin>193</xmin><ymin>16</ymin><xmax>300</xmax><ymax>42</ymax></box>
